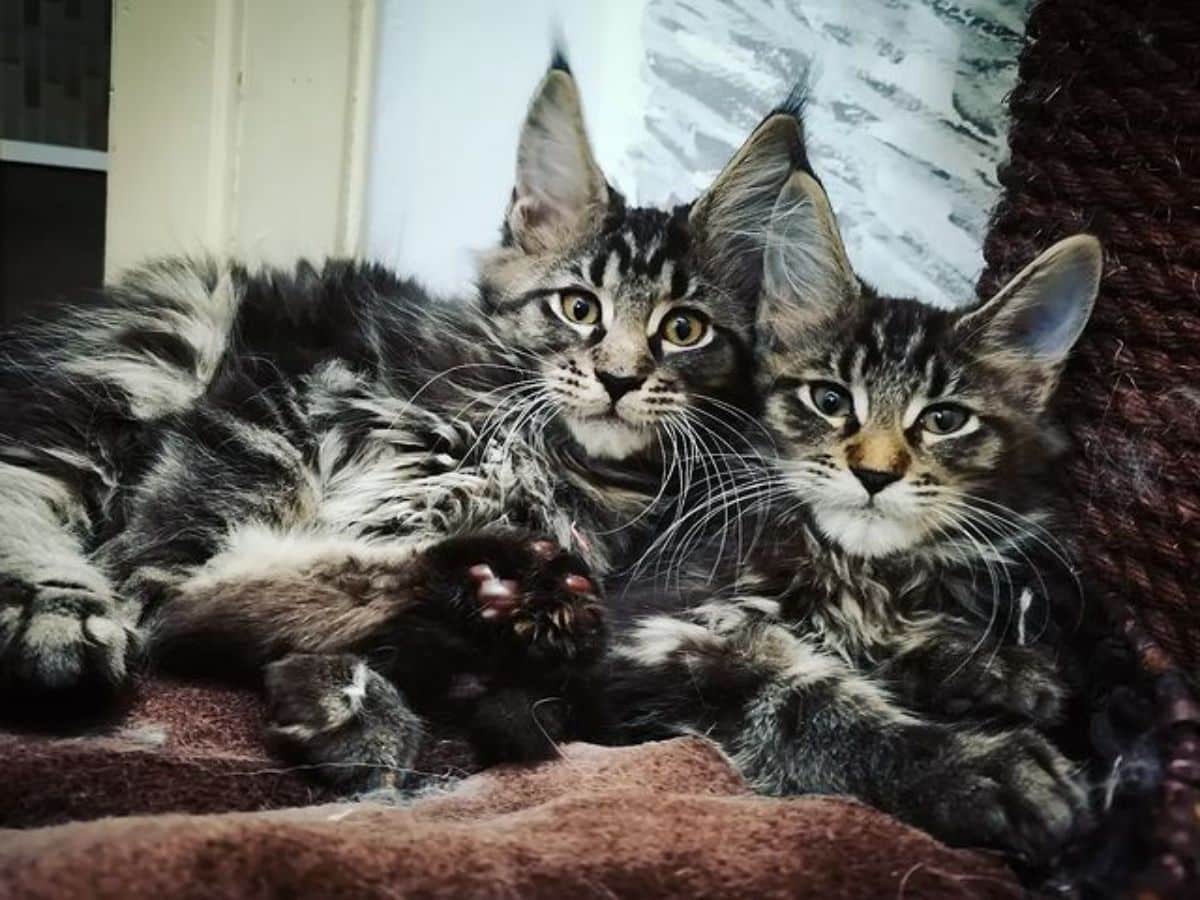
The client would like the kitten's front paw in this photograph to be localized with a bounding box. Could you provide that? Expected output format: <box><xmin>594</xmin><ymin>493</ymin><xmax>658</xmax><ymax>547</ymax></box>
<box><xmin>423</xmin><ymin>533</ymin><xmax>606</xmax><ymax>665</ymax></box>
<box><xmin>264</xmin><ymin>653</ymin><xmax>424</xmax><ymax>791</ymax></box>
<box><xmin>0</xmin><ymin>580</ymin><xmax>140</xmax><ymax>700</ymax></box>
<box><xmin>890</xmin><ymin>639</ymin><xmax>1065</xmax><ymax>725</ymax></box>
<box><xmin>943</xmin><ymin>648</ymin><xmax>1064</xmax><ymax>724</ymax></box>
<box><xmin>466</xmin><ymin>537</ymin><xmax>606</xmax><ymax>663</ymax></box>
<box><xmin>907</xmin><ymin>728</ymin><xmax>1089</xmax><ymax>862</ymax></box>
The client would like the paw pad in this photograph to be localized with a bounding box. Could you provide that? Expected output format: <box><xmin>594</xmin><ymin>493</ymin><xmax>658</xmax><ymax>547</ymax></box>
<box><xmin>564</xmin><ymin>573</ymin><xmax>595</xmax><ymax>595</ymax></box>
<box><xmin>468</xmin><ymin>564</ymin><xmax>521</xmax><ymax>620</ymax></box>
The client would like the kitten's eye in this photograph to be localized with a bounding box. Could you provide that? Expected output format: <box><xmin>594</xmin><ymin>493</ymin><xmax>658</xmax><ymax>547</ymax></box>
<box><xmin>559</xmin><ymin>291</ymin><xmax>601</xmax><ymax>326</ymax></box>
<box><xmin>660</xmin><ymin>309</ymin><xmax>710</xmax><ymax>348</ymax></box>
<box><xmin>920</xmin><ymin>404</ymin><xmax>971</xmax><ymax>436</ymax></box>
<box><xmin>809</xmin><ymin>382</ymin><xmax>853</xmax><ymax>418</ymax></box>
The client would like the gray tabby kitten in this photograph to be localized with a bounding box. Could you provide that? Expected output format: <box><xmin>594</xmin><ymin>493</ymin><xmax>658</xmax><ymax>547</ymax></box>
<box><xmin>611</xmin><ymin>154</ymin><xmax>1104</xmax><ymax>860</ymax></box>
<box><xmin>0</xmin><ymin>59</ymin><xmax>801</xmax><ymax>782</ymax></box>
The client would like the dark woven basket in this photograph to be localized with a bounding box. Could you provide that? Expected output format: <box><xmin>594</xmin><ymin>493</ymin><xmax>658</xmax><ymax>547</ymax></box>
<box><xmin>978</xmin><ymin>1</ymin><xmax>1200</xmax><ymax>894</ymax></box>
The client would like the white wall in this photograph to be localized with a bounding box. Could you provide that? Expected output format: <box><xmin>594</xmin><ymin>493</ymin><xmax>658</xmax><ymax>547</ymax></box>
<box><xmin>364</xmin><ymin>0</ymin><xmax>648</xmax><ymax>296</ymax></box>
<box><xmin>365</xmin><ymin>0</ymin><xmax>1026</xmax><ymax>307</ymax></box>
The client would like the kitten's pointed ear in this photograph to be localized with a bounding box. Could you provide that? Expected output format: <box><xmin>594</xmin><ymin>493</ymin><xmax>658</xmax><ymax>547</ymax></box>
<box><xmin>758</xmin><ymin>170</ymin><xmax>858</xmax><ymax>347</ymax></box>
<box><xmin>689</xmin><ymin>99</ymin><xmax>809</xmax><ymax>293</ymax></box>
<box><xmin>957</xmin><ymin>235</ymin><xmax>1102</xmax><ymax>406</ymax></box>
<box><xmin>505</xmin><ymin>58</ymin><xmax>610</xmax><ymax>254</ymax></box>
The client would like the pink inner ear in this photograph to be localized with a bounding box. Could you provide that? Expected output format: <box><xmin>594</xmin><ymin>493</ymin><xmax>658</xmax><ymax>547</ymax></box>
<box><xmin>515</xmin><ymin>197</ymin><xmax>549</xmax><ymax>230</ymax></box>
<box><xmin>509</xmin><ymin>195</ymin><xmax>556</xmax><ymax>253</ymax></box>
<box><xmin>510</xmin><ymin>192</ymin><xmax>590</xmax><ymax>254</ymax></box>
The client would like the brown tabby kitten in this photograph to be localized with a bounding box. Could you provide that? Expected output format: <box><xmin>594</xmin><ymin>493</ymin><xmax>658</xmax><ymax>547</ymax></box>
<box><xmin>0</xmin><ymin>56</ymin><xmax>808</xmax><ymax>784</ymax></box>
<box><xmin>610</xmin><ymin>162</ymin><xmax>1104</xmax><ymax>862</ymax></box>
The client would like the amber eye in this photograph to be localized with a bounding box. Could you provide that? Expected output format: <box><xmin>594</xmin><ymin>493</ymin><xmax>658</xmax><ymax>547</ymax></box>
<box><xmin>809</xmin><ymin>382</ymin><xmax>853</xmax><ymax>418</ymax></box>
<box><xmin>920</xmin><ymin>404</ymin><xmax>971</xmax><ymax>435</ymax></box>
<box><xmin>660</xmin><ymin>309</ymin><xmax>710</xmax><ymax>347</ymax></box>
<box><xmin>560</xmin><ymin>291</ymin><xmax>601</xmax><ymax>326</ymax></box>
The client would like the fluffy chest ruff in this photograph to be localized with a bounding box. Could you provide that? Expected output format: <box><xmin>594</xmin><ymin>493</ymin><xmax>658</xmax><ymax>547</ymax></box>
<box><xmin>743</xmin><ymin>524</ymin><xmax>960</xmax><ymax>662</ymax></box>
<box><xmin>304</xmin><ymin>370</ymin><xmax>660</xmax><ymax>576</ymax></box>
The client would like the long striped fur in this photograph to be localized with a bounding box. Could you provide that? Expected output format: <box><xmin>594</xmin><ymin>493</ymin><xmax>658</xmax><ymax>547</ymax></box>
<box><xmin>0</xmin><ymin>61</ymin><xmax>802</xmax><ymax>779</ymax></box>
<box><xmin>609</xmin><ymin>164</ymin><xmax>1108</xmax><ymax>865</ymax></box>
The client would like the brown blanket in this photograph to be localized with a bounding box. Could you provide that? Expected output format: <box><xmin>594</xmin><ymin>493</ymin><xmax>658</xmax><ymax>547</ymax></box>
<box><xmin>0</xmin><ymin>680</ymin><xmax>1019</xmax><ymax>899</ymax></box>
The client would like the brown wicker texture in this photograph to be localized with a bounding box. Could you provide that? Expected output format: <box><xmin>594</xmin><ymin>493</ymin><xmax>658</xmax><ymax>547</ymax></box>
<box><xmin>978</xmin><ymin>1</ymin><xmax>1200</xmax><ymax>895</ymax></box>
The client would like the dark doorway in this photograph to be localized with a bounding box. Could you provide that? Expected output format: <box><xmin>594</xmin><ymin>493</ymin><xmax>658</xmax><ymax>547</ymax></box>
<box><xmin>1</xmin><ymin>0</ymin><xmax>111</xmax><ymax>324</ymax></box>
<box><xmin>1</xmin><ymin>162</ymin><xmax>106</xmax><ymax>325</ymax></box>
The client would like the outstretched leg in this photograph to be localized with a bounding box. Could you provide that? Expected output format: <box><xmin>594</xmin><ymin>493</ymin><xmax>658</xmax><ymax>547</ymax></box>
<box><xmin>89</xmin><ymin>407</ymin><xmax>608</xmax><ymax>766</ymax></box>
<box><xmin>874</xmin><ymin>616</ymin><xmax>1067</xmax><ymax>726</ymax></box>
<box><xmin>2</xmin><ymin>259</ymin><xmax>248</xmax><ymax>705</ymax></box>
<box><xmin>264</xmin><ymin>652</ymin><xmax>425</xmax><ymax>791</ymax></box>
<box><xmin>144</xmin><ymin>526</ymin><xmax>604</xmax><ymax>668</ymax></box>
<box><xmin>609</xmin><ymin>599</ymin><xmax>1088</xmax><ymax>862</ymax></box>
<box><xmin>141</xmin><ymin>523</ymin><xmax>607</xmax><ymax>765</ymax></box>
<box><xmin>0</xmin><ymin>459</ymin><xmax>140</xmax><ymax>703</ymax></box>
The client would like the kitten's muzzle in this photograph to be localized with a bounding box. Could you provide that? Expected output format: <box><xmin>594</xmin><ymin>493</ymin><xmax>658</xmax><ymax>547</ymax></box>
<box><xmin>596</xmin><ymin>371</ymin><xmax>646</xmax><ymax>403</ymax></box>
<box><xmin>851</xmin><ymin>467</ymin><xmax>901</xmax><ymax>496</ymax></box>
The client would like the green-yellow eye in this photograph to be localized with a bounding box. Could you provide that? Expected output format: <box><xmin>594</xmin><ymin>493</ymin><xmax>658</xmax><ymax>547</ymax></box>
<box><xmin>661</xmin><ymin>309</ymin><xmax>710</xmax><ymax>347</ymax></box>
<box><xmin>920</xmin><ymin>404</ymin><xmax>971</xmax><ymax>435</ymax></box>
<box><xmin>559</xmin><ymin>291</ymin><xmax>601</xmax><ymax>326</ymax></box>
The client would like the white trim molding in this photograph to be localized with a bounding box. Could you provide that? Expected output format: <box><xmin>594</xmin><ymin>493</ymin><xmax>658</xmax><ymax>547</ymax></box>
<box><xmin>105</xmin><ymin>0</ymin><xmax>378</xmax><ymax>280</ymax></box>
<box><xmin>0</xmin><ymin>140</ymin><xmax>108</xmax><ymax>172</ymax></box>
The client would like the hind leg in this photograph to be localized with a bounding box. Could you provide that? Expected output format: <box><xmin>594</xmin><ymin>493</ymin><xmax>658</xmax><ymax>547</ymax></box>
<box><xmin>263</xmin><ymin>652</ymin><xmax>425</xmax><ymax>792</ymax></box>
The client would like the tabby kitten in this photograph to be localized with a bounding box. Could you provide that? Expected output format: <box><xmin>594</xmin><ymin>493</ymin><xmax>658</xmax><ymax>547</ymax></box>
<box><xmin>0</xmin><ymin>59</ymin><xmax>801</xmax><ymax>782</ymax></box>
<box><xmin>611</xmin><ymin>162</ymin><xmax>1103</xmax><ymax>859</ymax></box>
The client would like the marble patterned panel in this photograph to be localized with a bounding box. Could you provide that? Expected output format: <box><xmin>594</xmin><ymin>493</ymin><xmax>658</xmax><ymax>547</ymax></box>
<box><xmin>629</xmin><ymin>0</ymin><xmax>1032</xmax><ymax>307</ymax></box>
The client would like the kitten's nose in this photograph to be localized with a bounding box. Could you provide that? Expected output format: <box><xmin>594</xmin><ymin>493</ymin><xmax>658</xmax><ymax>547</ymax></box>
<box><xmin>596</xmin><ymin>371</ymin><xmax>646</xmax><ymax>403</ymax></box>
<box><xmin>851</xmin><ymin>467</ymin><xmax>901</xmax><ymax>496</ymax></box>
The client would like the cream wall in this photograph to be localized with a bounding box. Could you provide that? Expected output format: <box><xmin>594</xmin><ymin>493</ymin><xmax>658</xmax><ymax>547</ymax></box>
<box><xmin>104</xmin><ymin>0</ymin><xmax>376</xmax><ymax>280</ymax></box>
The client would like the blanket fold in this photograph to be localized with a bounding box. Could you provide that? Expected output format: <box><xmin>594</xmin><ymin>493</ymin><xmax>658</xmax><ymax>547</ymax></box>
<box><xmin>0</xmin><ymin>712</ymin><xmax>1020</xmax><ymax>899</ymax></box>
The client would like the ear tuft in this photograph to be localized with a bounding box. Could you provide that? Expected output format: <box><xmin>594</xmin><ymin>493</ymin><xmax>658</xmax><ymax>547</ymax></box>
<box><xmin>771</xmin><ymin>81</ymin><xmax>810</xmax><ymax>136</ymax></box>
<box><xmin>548</xmin><ymin>44</ymin><xmax>571</xmax><ymax>75</ymax></box>
<box><xmin>506</xmin><ymin>65</ymin><xmax>608</xmax><ymax>255</ymax></box>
